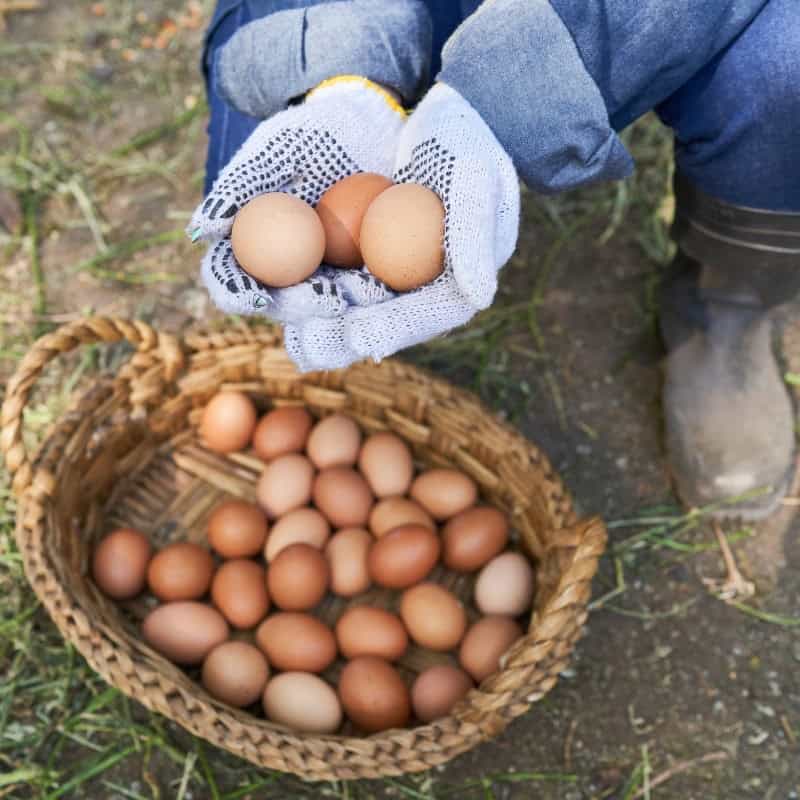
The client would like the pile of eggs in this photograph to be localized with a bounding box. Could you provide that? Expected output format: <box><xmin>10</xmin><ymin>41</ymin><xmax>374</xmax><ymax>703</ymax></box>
<box><xmin>91</xmin><ymin>392</ymin><xmax>536</xmax><ymax>735</ymax></box>
<box><xmin>230</xmin><ymin>175</ymin><xmax>445</xmax><ymax>291</ymax></box>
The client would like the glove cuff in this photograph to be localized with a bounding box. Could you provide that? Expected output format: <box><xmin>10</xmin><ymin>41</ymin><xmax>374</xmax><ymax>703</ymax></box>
<box><xmin>306</xmin><ymin>75</ymin><xmax>407</xmax><ymax>119</ymax></box>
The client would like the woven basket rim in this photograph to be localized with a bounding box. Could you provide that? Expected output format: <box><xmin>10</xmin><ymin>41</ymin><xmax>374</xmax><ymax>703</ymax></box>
<box><xmin>2</xmin><ymin>317</ymin><xmax>608</xmax><ymax>780</ymax></box>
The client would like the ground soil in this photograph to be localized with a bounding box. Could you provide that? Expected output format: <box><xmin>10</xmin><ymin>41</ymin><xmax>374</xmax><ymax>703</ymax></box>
<box><xmin>1</xmin><ymin>2</ymin><xmax>798</xmax><ymax>798</ymax></box>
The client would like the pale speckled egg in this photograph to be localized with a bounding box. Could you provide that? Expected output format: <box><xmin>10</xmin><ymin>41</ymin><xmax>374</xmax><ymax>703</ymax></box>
<box><xmin>360</xmin><ymin>183</ymin><xmax>445</xmax><ymax>291</ymax></box>
<box><xmin>474</xmin><ymin>551</ymin><xmax>535</xmax><ymax>616</ymax></box>
<box><xmin>231</xmin><ymin>193</ymin><xmax>325</xmax><ymax>287</ymax></box>
<box><xmin>263</xmin><ymin>672</ymin><xmax>343</xmax><ymax>734</ymax></box>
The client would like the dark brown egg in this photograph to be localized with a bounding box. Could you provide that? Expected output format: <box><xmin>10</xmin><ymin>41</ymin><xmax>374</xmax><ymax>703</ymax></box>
<box><xmin>147</xmin><ymin>542</ymin><xmax>215</xmax><ymax>602</ymax></box>
<box><xmin>267</xmin><ymin>543</ymin><xmax>329</xmax><ymax>610</ymax></box>
<box><xmin>252</xmin><ymin>406</ymin><xmax>313</xmax><ymax>461</ymax></box>
<box><xmin>442</xmin><ymin>506</ymin><xmax>509</xmax><ymax>572</ymax></box>
<box><xmin>211</xmin><ymin>559</ymin><xmax>270</xmax><ymax>629</ymax></box>
<box><xmin>338</xmin><ymin>657</ymin><xmax>411</xmax><ymax>733</ymax></box>
<box><xmin>367</xmin><ymin>524</ymin><xmax>440</xmax><ymax>589</ymax></box>
<box><xmin>312</xmin><ymin>467</ymin><xmax>374</xmax><ymax>528</ymax></box>
<box><xmin>92</xmin><ymin>528</ymin><xmax>152</xmax><ymax>599</ymax></box>
<box><xmin>207</xmin><ymin>500</ymin><xmax>268</xmax><ymax>558</ymax></box>
<box><xmin>199</xmin><ymin>392</ymin><xmax>257</xmax><ymax>453</ymax></box>
<box><xmin>255</xmin><ymin>612</ymin><xmax>337</xmax><ymax>673</ymax></box>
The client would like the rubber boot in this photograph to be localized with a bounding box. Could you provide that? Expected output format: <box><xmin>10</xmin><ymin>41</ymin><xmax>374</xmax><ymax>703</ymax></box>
<box><xmin>659</xmin><ymin>175</ymin><xmax>800</xmax><ymax>519</ymax></box>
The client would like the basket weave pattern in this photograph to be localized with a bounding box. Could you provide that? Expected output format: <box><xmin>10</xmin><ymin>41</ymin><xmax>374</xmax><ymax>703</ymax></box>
<box><xmin>2</xmin><ymin>317</ymin><xmax>607</xmax><ymax>781</ymax></box>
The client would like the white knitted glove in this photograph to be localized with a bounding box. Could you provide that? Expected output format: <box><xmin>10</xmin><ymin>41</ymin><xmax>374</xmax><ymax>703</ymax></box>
<box><xmin>284</xmin><ymin>83</ymin><xmax>520</xmax><ymax>371</ymax></box>
<box><xmin>189</xmin><ymin>77</ymin><xmax>405</xmax><ymax>319</ymax></box>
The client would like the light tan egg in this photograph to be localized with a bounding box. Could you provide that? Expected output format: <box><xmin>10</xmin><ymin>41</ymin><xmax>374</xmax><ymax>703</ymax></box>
<box><xmin>252</xmin><ymin>406</ymin><xmax>313</xmax><ymax>460</ymax></box>
<box><xmin>264</xmin><ymin>507</ymin><xmax>331</xmax><ymax>562</ymax></box>
<box><xmin>410</xmin><ymin>468</ymin><xmax>478</xmax><ymax>520</ymax></box>
<box><xmin>325</xmin><ymin>527</ymin><xmax>372</xmax><ymax>597</ymax></box>
<box><xmin>474</xmin><ymin>551</ymin><xmax>535</xmax><ymax>616</ymax></box>
<box><xmin>358</xmin><ymin>432</ymin><xmax>414</xmax><ymax>497</ymax></box>
<box><xmin>263</xmin><ymin>673</ymin><xmax>343</xmax><ymax>734</ymax></box>
<box><xmin>200</xmin><ymin>392</ymin><xmax>258</xmax><ymax>453</ymax></box>
<box><xmin>312</xmin><ymin>467</ymin><xmax>374</xmax><ymax>528</ymax></box>
<box><xmin>400</xmin><ymin>583</ymin><xmax>467</xmax><ymax>652</ymax></box>
<box><xmin>368</xmin><ymin>497</ymin><xmax>435</xmax><ymax>538</ymax></box>
<box><xmin>306</xmin><ymin>414</ymin><xmax>362</xmax><ymax>468</ymax></box>
<box><xmin>256</xmin><ymin>453</ymin><xmax>315</xmax><ymax>518</ymax></box>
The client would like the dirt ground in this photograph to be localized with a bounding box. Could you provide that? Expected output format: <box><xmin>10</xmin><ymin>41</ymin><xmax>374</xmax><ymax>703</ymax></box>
<box><xmin>1</xmin><ymin>2</ymin><xmax>798</xmax><ymax>798</ymax></box>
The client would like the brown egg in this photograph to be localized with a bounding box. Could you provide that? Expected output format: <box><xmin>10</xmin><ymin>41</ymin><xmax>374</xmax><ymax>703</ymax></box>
<box><xmin>410</xmin><ymin>469</ymin><xmax>478</xmax><ymax>520</ymax></box>
<box><xmin>368</xmin><ymin>524</ymin><xmax>440</xmax><ymax>589</ymax></box>
<box><xmin>368</xmin><ymin>497</ymin><xmax>435</xmax><ymax>538</ymax></box>
<box><xmin>267</xmin><ymin>543</ymin><xmax>329</xmax><ymax>610</ymax></box>
<box><xmin>200</xmin><ymin>392</ymin><xmax>258</xmax><ymax>454</ymax></box>
<box><xmin>256</xmin><ymin>453</ymin><xmax>315</xmax><ymax>519</ymax></box>
<box><xmin>211</xmin><ymin>559</ymin><xmax>270</xmax><ymax>629</ymax></box>
<box><xmin>335</xmin><ymin>607</ymin><xmax>408</xmax><ymax>661</ymax></box>
<box><xmin>263</xmin><ymin>673</ymin><xmax>342</xmax><ymax>734</ymax></box>
<box><xmin>306</xmin><ymin>414</ymin><xmax>362</xmax><ymax>468</ymax></box>
<box><xmin>357</xmin><ymin>432</ymin><xmax>414</xmax><ymax>498</ymax></box>
<box><xmin>459</xmin><ymin>616</ymin><xmax>523</xmax><ymax>682</ymax></box>
<box><xmin>142</xmin><ymin>602</ymin><xmax>229</xmax><ymax>665</ymax></box>
<box><xmin>92</xmin><ymin>528</ymin><xmax>151</xmax><ymax>599</ymax></box>
<box><xmin>325</xmin><ymin>527</ymin><xmax>372</xmax><ymax>596</ymax></box>
<box><xmin>147</xmin><ymin>542</ymin><xmax>215</xmax><ymax>602</ymax></box>
<box><xmin>474</xmin><ymin>552</ymin><xmax>535</xmax><ymax>616</ymax></box>
<box><xmin>411</xmin><ymin>665</ymin><xmax>473</xmax><ymax>722</ymax></box>
<box><xmin>312</xmin><ymin>467</ymin><xmax>373</xmax><ymax>528</ymax></box>
<box><xmin>202</xmin><ymin>641</ymin><xmax>270</xmax><ymax>707</ymax></box>
<box><xmin>316</xmin><ymin>173</ymin><xmax>393</xmax><ymax>267</ymax></box>
<box><xmin>231</xmin><ymin>193</ymin><xmax>325</xmax><ymax>287</ymax></box>
<box><xmin>338</xmin><ymin>657</ymin><xmax>411</xmax><ymax>733</ymax></box>
<box><xmin>207</xmin><ymin>500</ymin><xmax>268</xmax><ymax>558</ymax></box>
<box><xmin>255</xmin><ymin>612</ymin><xmax>337</xmax><ymax>672</ymax></box>
<box><xmin>400</xmin><ymin>583</ymin><xmax>467</xmax><ymax>651</ymax></box>
<box><xmin>442</xmin><ymin>506</ymin><xmax>509</xmax><ymax>572</ymax></box>
<box><xmin>360</xmin><ymin>183</ymin><xmax>445</xmax><ymax>291</ymax></box>
<box><xmin>263</xmin><ymin>507</ymin><xmax>330</xmax><ymax>562</ymax></box>
<box><xmin>252</xmin><ymin>406</ymin><xmax>313</xmax><ymax>461</ymax></box>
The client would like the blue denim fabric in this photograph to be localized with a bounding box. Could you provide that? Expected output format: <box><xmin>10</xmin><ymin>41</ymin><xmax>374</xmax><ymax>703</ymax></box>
<box><xmin>203</xmin><ymin>0</ymin><xmax>800</xmax><ymax>211</ymax></box>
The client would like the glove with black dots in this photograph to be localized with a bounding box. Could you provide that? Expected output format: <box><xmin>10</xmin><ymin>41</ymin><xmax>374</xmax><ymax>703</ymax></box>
<box><xmin>283</xmin><ymin>83</ymin><xmax>521</xmax><ymax>371</ymax></box>
<box><xmin>189</xmin><ymin>76</ymin><xmax>405</xmax><ymax>324</ymax></box>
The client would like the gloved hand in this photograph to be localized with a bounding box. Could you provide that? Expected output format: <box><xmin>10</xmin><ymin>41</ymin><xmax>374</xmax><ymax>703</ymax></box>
<box><xmin>284</xmin><ymin>82</ymin><xmax>521</xmax><ymax>371</ymax></box>
<box><xmin>189</xmin><ymin>76</ymin><xmax>405</xmax><ymax>321</ymax></box>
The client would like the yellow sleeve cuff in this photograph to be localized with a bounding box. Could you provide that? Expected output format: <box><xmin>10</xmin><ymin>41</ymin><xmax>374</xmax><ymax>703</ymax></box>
<box><xmin>306</xmin><ymin>75</ymin><xmax>407</xmax><ymax>119</ymax></box>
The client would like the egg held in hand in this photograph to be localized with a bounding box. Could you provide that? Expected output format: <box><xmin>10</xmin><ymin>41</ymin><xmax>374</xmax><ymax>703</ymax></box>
<box><xmin>231</xmin><ymin>193</ymin><xmax>325</xmax><ymax>287</ymax></box>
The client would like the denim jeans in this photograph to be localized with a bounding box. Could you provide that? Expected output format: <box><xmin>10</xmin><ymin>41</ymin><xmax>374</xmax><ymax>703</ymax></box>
<box><xmin>202</xmin><ymin>0</ymin><xmax>800</xmax><ymax>212</ymax></box>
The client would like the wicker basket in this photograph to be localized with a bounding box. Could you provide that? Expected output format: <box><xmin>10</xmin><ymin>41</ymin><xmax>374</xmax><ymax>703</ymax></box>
<box><xmin>1</xmin><ymin>317</ymin><xmax>607</xmax><ymax>781</ymax></box>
